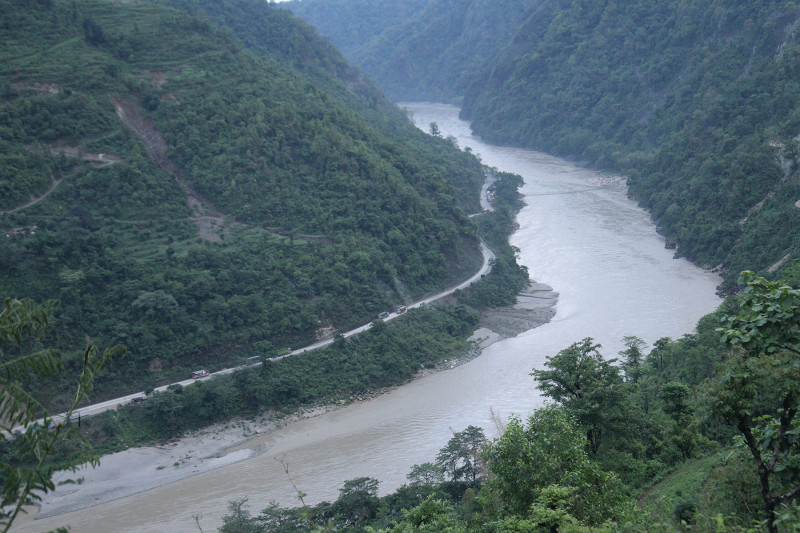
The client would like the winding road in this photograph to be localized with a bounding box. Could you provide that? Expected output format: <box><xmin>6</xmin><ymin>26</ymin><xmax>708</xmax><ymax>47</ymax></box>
<box><xmin>55</xmin><ymin>237</ymin><xmax>496</xmax><ymax>423</ymax></box>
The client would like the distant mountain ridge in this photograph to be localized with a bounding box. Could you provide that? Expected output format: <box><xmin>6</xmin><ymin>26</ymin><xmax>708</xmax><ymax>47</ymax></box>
<box><xmin>285</xmin><ymin>0</ymin><xmax>540</xmax><ymax>103</ymax></box>
<box><xmin>281</xmin><ymin>0</ymin><xmax>429</xmax><ymax>61</ymax></box>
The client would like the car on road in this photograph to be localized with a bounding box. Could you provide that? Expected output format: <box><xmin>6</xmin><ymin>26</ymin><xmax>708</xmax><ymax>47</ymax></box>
<box><xmin>377</xmin><ymin>311</ymin><xmax>389</xmax><ymax>319</ymax></box>
<box><xmin>192</xmin><ymin>369</ymin><xmax>210</xmax><ymax>378</ymax></box>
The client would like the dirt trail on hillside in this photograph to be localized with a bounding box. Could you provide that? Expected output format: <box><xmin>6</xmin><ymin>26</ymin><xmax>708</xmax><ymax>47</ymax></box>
<box><xmin>0</xmin><ymin>148</ymin><xmax>121</xmax><ymax>216</ymax></box>
<box><xmin>111</xmin><ymin>99</ymin><xmax>329</xmax><ymax>244</ymax></box>
<box><xmin>0</xmin><ymin>177</ymin><xmax>63</xmax><ymax>216</ymax></box>
<box><xmin>113</xmin><ymin>98</ymin><xmax>228</xmax><ymax>242</ymax></box>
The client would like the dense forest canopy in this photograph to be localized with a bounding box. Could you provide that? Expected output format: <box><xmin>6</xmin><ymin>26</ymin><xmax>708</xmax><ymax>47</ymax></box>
<box><xmin>288</xmin><ymin>0</ymin><xmax>800</xmax><ymax>288</ymax></box>
<box><xmin>462</xmin><ymin>0</ymin><xmax>800</xmax><ymax>286</ymax></box>
<box><xmin>0</xmin><ymin>0</ymin><xmax>488</xmax><ymax>406</ymax></box>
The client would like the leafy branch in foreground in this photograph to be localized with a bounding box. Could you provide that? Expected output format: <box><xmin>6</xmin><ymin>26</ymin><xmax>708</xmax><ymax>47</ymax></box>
<box><xmin>710</xmin><ymin>272</ymin><xmax>800</xmax><ymax>533</ymax></box>
<box><xmin>0</xmin><ymin>297</ymin><xmax>125</xmax><ymax>533</ymax></box>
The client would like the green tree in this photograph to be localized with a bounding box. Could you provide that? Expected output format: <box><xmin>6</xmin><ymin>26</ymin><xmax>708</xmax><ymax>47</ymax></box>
<box><xmin>131</xmin><ymin>290</ymin><xmax>180</xmax><ymax>321</ymax></box>
<box><xmin>386</xmin><ymin>496</ymin><xmax>465</xmax><ymax>533</ymax></box>
<box><xmin>0</xmin><ymin>298</ymin><xmax>124</xmax><ymax>532</ymax></box>
<box><xmin>661</xmin><ymin>381</ymin><xmax>691</xmax><ymax>420</ymax></box>
<box><xmin>482</xmin><ymin>406</ymin><xmax>629</xmax><ymax>526</ymax></box>
<box><xmin>407</xmin><ymin>462</ymin><xmax>445</xmax><ymax>486</ymax></box>
<box><xmin>711</xmin><ymin>272</ymin><xmax>800</xmax><ymax>533</ymax></box>
<box><xmin>661</xmin><ymin>381</ymin><xmax>698</xmax><ymax>461</ymax></box>
<box><xmin>332</xmin><ymin>477</ymin><xmax>382</xmax><ymax>527</ymax></box>
<box><xmin>81</xmin><ymin>18</ymin><xmax>106</xmax><ymax>46</ymax></box>
<box><xmin>218</xmin><ymin>498</ymin><xmax>264</xmax><ymax>533</ymax></box>
<box><xmin>436</xmin><ymin>426</ymin><xmax>487</xmax><ymax>483</ymax></box>
<box><xmin>619</xmin><ymin>335</ymin><xmax>646</xmax><ymax>383</ymax></box>
<box><xmin>256</xmin><ymin>502</ymin><xmax>304</xmax><ymax>533</ymax></box>
<box><xmin>531</xmin><ymin>338</ymin><xmax>626</xmax><ymax>455</ymax></box>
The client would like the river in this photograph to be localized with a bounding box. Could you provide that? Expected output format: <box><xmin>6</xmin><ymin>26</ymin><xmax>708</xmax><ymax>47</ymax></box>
<box><xmin>16</xmin><ymin>103</ymin><xmax>722</xmax><ymax>532</ymax></box>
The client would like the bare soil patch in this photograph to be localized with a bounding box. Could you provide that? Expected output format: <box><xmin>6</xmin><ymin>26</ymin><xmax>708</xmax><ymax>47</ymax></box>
<box><xmin>112</xmin><ymin>98</ymin><xmax>230</xmax><ymax>242</ymax></box>
<box><xmin>476</xmin><ymin>282</ymin><xmax>558</xmax><ymax>338</ymax></box>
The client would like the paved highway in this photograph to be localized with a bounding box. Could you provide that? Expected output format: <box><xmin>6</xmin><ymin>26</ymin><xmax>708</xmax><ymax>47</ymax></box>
<box><xmin>274</xmin><ymin>241</ymin><xmax>494</xmax><ymax>360</ymax></box>
<box><xmin>50</xmin><ymin>239</ymin><xmax>494</xmax><ymax>424</ymax></box>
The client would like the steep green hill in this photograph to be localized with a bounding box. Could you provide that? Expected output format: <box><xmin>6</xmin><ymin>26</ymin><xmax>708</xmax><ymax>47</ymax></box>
<box><xmin>285</xmin><ymin>0</ymin><xmax>538</xmax><ymax>103</ymax></box>
<box><xmin>171</xmin><ymin>0</ymin><xmax>485</xmax><ymax>207</ymax></box>
<box><xmin>0</xmin><ymin>0</ymin><xmax>486</xmax><ymax>406</ymax></box>
<box><xmin>461</xmin><ymin>0</ymin><xmax>800</xmax><ymax>285</ymax></box>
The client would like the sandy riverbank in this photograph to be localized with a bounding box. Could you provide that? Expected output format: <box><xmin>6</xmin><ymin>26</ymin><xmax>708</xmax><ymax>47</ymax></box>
<box><xmin>33</xmin><ymin>408</ymin><xmax>329</xmax><ymax>519</ymax></box>
<box><xmin>26</xmin><ymin>283</ymin><xmax>557</xmax><ymax>522</ymax></box>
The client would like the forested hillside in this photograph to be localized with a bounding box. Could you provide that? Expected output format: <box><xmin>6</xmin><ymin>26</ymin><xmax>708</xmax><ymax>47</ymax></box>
<box><xmin>289</xmin><ymin>0</ymin><xmax>800</xmax><ymax>288</ymax></box>
<box><xmin>285</xmin><ymin>0</ymin><xmax>539</xmax><ymax>103</ymax></box>
<box><xmin>461</xmin><ymin>0</ymin><xmax>800</xmax><ymax>286</ymax></box>
<box><xmin>0</xmin><ymin>0</ymin><xmax>488</xmax><ymax>406</ymax></box>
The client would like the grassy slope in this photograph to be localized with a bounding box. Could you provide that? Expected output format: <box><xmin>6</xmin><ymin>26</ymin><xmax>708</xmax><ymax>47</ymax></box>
<box><xmin>638</xmin><ymin>451</ymin><xmax>728</xmax><ymax>523</ymax></box>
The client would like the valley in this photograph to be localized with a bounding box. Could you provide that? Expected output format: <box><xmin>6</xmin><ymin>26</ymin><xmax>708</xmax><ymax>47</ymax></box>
<box><xmin>4</xmin><ymin>0</ymin><xmax>800</xmax><ymax>531</ymax></box>
<box><xmin>12</xmin><ymin>104</ymin><xmax>720</xmax><ymax>532</ymax></box>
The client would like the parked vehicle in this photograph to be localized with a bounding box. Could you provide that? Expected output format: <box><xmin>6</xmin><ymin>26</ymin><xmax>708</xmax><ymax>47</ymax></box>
<box><xmin>247</xmin><ymin>356</ymin><xmax>261</xmax><ymax>364</ymax></box>
<box><xmin>378</xmin><ymin>311</ymin><xmax>389</xmax><ymax>319</ymax></box>
<box><xmin>192</xmin><ymin>369</ymin><xmax>210</xmax><ymax>378</ymax></box>
<box><xmin>396</xmin><ymin>305</ymin><xmax>407</xmax><ymax>314</ymax></box>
